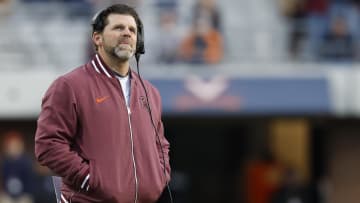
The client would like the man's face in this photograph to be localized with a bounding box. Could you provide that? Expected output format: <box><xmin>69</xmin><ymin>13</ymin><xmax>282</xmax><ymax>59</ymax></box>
<box><xmin>95</xmin><ymin>14</ymin><xmax>137</xmax><ymax>61</ymax></box>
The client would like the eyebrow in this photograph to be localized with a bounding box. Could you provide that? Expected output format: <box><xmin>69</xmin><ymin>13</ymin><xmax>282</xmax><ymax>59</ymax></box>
<box><xmin>112</xmin><ymin>23</ymin><xmax>136</xmax><ymax>30</ymax></box>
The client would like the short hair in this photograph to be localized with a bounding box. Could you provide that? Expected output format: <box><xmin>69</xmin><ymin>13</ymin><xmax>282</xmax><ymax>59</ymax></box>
<box><xmin>92</xmin><ymin>4</ymin><xmax>140</xmax><ymax>34</ymax></box>
<box><xmin>91</xmin><ymin>4</ymin><xmax>145</xmax><ymax>55</ymax></box>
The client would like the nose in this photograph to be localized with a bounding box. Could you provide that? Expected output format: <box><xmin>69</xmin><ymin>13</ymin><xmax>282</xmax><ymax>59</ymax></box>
<box><xmin>122</xmin><ymin>27</ymin><xmax>132</xmax><ymax>37</ymax></box>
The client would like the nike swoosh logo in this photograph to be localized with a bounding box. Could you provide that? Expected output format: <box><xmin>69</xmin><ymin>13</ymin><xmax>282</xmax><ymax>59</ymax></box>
<box><xmin>96</xmin><ymin>96</ymin><xmax>109</xmax><ymax>104</ymax></box>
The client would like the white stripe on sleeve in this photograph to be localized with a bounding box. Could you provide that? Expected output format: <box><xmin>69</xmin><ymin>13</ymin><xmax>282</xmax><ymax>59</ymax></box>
<box><xmin>81</xmin><ymin>174</ymin><xmax>90</xmax><ymax>189</ymax></box>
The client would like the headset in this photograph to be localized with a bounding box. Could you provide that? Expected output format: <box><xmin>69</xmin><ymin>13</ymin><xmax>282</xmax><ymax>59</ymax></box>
<box><xmin>92</xmin><ymin>4</ymin><xmax>173</xmax><ymax>203</ymax></box>
<box><xmin>135</xmin><ymin>16</ymin><xmax>145</xmax><ymax>60</ymax></box>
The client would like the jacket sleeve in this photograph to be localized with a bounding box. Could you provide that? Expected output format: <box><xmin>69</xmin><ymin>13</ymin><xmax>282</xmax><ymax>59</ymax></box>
<box><xmin>157</xmin><ymin>119</ymin><xmax>171</xmax><ymax>183</ymax></box>
<box><xmin>154</xmin><ymin>89</ymin><xmax>171</xmax><ymax>183</ymax></box>
<box><xmin>35</xmin><ymin>76</ymin><xmax>89</xmax><ymax>189</ymax></box>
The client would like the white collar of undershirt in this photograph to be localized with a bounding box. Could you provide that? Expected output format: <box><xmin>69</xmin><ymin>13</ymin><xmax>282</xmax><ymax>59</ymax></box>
<box><xmin>116</xmin><ymin>74</ymin><xmax>131</xmax><ymax>109</ymax></box>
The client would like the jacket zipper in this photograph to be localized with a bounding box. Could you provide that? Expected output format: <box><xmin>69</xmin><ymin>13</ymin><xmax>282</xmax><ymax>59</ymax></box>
<box><xmin>127</xmin><ymin>108</ymin><xmax>139</xmax><ymax>203</ymax></box>
<box><xmin>116</xmin><ymin>76</ymin><xmax>138</xmax><ymax>203</ymax></box>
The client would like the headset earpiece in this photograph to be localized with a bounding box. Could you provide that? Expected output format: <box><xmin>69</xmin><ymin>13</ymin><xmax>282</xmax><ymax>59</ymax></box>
<box><xmin>136</xmin><ymin>18</ymin><xmax>145</xmax><ymax>55</ymax></box>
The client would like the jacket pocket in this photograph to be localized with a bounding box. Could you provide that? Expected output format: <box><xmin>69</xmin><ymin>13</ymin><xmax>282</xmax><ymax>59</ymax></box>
<box><xmin>87</xmin><ymin>159</ymin><xmax>113</xmax><ymax>200</ymax></box>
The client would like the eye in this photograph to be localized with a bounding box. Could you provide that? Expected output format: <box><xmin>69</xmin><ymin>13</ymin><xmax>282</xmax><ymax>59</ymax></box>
<box><xmin>129</xmin><ymin>27</ymin><xmax>136</xmax><ymax>34</ymax></box>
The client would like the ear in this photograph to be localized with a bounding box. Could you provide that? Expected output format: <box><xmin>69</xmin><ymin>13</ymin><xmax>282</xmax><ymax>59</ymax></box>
<box><xmin>92</xmin><ymin>32</ymin><xmax>103</xmax><ymax>47</ymax></box>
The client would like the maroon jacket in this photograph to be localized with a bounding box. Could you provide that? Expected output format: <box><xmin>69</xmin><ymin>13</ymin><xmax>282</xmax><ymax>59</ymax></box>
<box><xmin>35</xmin><ymin>54</ymin><xmax>170</xmax><ymax>203</ymax></box>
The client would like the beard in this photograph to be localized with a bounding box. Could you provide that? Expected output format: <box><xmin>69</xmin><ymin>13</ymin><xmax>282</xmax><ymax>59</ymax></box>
<box><xmin>105</xmin><ymin>43</ymin><xmax>135</xmax><ymax>62</ymax></box>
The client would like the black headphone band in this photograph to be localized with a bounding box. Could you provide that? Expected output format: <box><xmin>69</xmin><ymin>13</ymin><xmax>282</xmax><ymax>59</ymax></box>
<box><xmin>136</xmin><ymin>17</ymin><xmax>145</xmax><ymax>55</ymax></box>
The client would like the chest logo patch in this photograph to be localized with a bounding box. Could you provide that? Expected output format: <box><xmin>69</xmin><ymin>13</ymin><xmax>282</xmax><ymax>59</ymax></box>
<box><xmin>96</xmin><ymin>96</ymin><xmax>109</xmax><ymax>104</ymax></box>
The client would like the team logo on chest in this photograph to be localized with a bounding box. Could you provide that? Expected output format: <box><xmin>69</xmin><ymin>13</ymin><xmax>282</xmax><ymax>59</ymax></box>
<box><xmin>96</xmin><ymin>96</ymin><xmax>110</xmax><ymax>104</ymax></box>
<box><xmin>139</xmin><ymin>96</ymin><xmax>150</xmax><ymax>111</ymax></box>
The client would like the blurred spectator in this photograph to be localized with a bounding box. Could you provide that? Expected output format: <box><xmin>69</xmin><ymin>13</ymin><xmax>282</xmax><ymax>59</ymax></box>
<box><xmin>192</xmin><ymin>0</ymin><xmax>222</xmax><ymax>32</ymax></box>
<box><xmin>245</xmin><ymin>150</ymin><xmax>284</xmax><ymax>203</ymax></box>
<box><xmin>178</xmin><ymin>16</ymin><xmax>223</xmax><ymax>64</ymax></box>
<box><xmin>156</xmin><ymin>8</ymin><xmax>181</xmax><ymax>64</ymax></box>
<box><xmin>278</xmin><ymin>0</ymin><xmax>307</xmax><ymax>60</ymax></box>
<box><xmin>271</xmin><ymin>167</ymin><xmax>311</xmax><ymax>203</ymax></box>
<box><xmin>328</xmin><ymin>0</ymin><xmax>360</xmax><ymax>60</ymax></box>
<box><xmin>302</xmin><ymin>0</ymin><xmax>329</xmax><ymax>61</ymax></box>
<box><xmin>0</xmin><ymin>131</ymin><xmax>34</xmax><ymax>203</ymax></box>
<box><xmin>318</xmin><ymin>15</ymin><xmax>355</xmax><ymax>62</ymax></box>
<box><xmin>328</xmin><ymin>0</ymin><xmax>360</xmax><ymax>36</ymax></box>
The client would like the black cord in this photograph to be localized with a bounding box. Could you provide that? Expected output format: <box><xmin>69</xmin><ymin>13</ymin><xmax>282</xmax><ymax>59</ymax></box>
<box><xmin>135</xmin><ymin>55</ymin><xmax>174</xmax><ymax>203</ymax></box>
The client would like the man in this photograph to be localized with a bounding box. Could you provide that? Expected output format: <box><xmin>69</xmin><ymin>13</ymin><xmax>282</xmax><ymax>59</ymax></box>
<box><xmin>35</xmin><ymin>4</ymin><xmax>171</xmax><ymax>203</ymax></box>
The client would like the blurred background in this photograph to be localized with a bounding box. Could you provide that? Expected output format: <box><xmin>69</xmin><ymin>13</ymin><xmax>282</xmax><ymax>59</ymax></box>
<box><xmin>1</xmin><ymin>0</ymin><xmax>360</xmax><ymax>202</ymax></box>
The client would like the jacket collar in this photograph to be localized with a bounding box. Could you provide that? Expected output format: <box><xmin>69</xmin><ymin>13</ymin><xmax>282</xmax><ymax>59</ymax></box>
<box><xmin>90</xmin><ymin>53</ymin><xmax>138</xmax><ymax>84</ymax></box>
<box><xmin>90</xmin><ymin>53</ymin><xmax>115</xmax><ymax>78</ymax></box>
<box><xmin>90</xmin><ymin>53</ymin><xmax>133</xmax><ymax>79</ymax></box>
